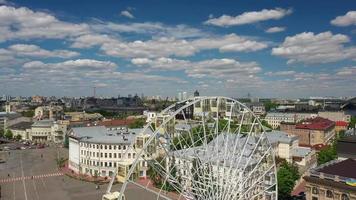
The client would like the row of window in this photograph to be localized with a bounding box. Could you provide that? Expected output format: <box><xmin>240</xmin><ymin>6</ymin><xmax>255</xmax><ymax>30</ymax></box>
<box><xmin>80</xmin><ymin>142</ymin><xmax>128</xmax><ymax>150</ymax></box>
<box><xmin>80</xmin><ymin>150</ymin><xmax>136</xmax><ymax>159</ymax></box>
<box><xmin>312</xmin><ymin>187</ymin><xmax>349</xmax><ymax>200</ymax></box>
<box><xmin>80</xmin><ymin>159</ymin><xmax>148</xmax><ymax>168</ymax></box>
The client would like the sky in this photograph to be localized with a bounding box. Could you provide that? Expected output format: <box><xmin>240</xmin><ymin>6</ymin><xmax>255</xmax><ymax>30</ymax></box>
<box><xmin>0</xmin><ymin>0</ymin><xmax>355</xmax><ymax>98</ymax></box>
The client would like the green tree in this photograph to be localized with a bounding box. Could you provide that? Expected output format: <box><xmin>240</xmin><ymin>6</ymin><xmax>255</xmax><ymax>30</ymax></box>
<box><xmin>5</xmin><ymin>129</ymin><xmax>13</xmax><ymax>140</ymax></box>
<box><xmin>21</xmin><ymin>110</ymin><xmax>35</xmax><ymax>117</ymax></box>
<box><xmin>317</xmin><ymin>143</ymin><xmax>337</xmax><ymax>165</ymax></box>
<box><xmin>349</xmin><ymin>116</ymin><xmax>356</xmax><ymax>129</ymax></box>
<box><xmin>0</xmin><ymin>129</ymin><xmax>4</xmax><ymax>138</ymax></box>
<box><xmin>264</xmin><ymin>101</ymin><xmax>278</xmax><ymax>112</ymax></box>
<box><xmin>277</xmin><ymin>161</ymin><xmax>300</xmax><ymax>199</ymax></box>
<box><xmin>128</xmin><ymin>118</ymin><xmax>146</xmax><ymax>129</ymax></box>
<box><xmin>15</xmin><ymin>134</ymin><xmax>22</xmax><ymax>141</ymax></box>
<box><xmin>261</xmin><ymin>120</ymin><xmax>273</xmax><ymax>130</ymax></box>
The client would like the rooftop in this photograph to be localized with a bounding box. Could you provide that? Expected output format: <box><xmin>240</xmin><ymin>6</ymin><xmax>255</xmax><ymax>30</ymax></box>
<box><xmin>32</xmin><ymin>119</ymin><xmax>54</xmax><ymax>127</ymax></box>
<box><xmin>69</xmin><ymin>126</ymin><xmax>153</xmax><ymax>144</ymax></box>
<box><xmin>317</xmin><ymin>159</ymin><xmax>356</xmax><ymax>179</ymax></box>
<box><xmin>8</xmin><ymin>121</ymin><xmax>33</xmax><ymax>130</ymax></box>
<box><xmin>266</xmin><ymin>130</ymin><xmax>298</xmax><ymax>144</ymax></box>
<box><xmin>295</xmin><ymin>117</ymin><xmax>335</xmax><ymax>130</ymax></box>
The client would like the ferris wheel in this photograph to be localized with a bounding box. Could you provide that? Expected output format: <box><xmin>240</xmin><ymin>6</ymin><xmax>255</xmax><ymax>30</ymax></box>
<box><xmin>108</xmin><ymin>96</ymin><xmax>277</xmax><ymax>200</ymax></box>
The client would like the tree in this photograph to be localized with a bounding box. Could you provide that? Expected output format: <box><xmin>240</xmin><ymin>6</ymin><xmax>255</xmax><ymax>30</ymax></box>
<box><xmin>4</xmin><ymin>130</ymin><xmax>13</xmax><ymax>140</ymax></box>
<box><xmin>15</xmin><ymin>134</ymin><xmax>22</xmax><ymax>141</ymax></box>
<box><xmin>277</xmin><ymin>161</ymin><xmax>300</xmax><ymax>199</ymax></box>
<box><xmin>0</xmin><ymin>129</ymin><xmax>4</xmax><ymax>138</ymax></box>
<box><xmin>21</xmin><ymin>110</ymin><xmax>35</xmax><ymax>118</ymax></box>
<box><xmin>261</xmin><ymin>120</ymin><xmax>273</xmax><ymax>130</ymax></box>
<box><xmin>349</xmin><ymin>116</ymin><xmax>356</xmax><ymax>129</ymax></box>
<box><xmin>317</xmin><ymin>143</ymin><xmax>337</xmax><ymax>165</ymax></box>
<box><xmin>264</xmin><ymin>101</ymin><xmax>278</xmax><ymax>112</ymax></box>
<box><xmin>128</xmin><ymin>118</ymin><xmax>146</xmax><ymax>129</ymax></box>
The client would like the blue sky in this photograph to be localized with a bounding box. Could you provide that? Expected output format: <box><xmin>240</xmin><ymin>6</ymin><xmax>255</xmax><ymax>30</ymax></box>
<box><xmin>0</xmin><ymin>0</ymin><xmax>355</xmax><ymax>98</ymax></box>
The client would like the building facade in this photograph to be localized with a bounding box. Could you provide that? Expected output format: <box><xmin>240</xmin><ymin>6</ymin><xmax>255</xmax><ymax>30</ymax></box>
<box><xmin>264</xmin><ymin>112</ymin><xmax>317</xmax><ymax>129</ymax></box>
<box><xmin>68</xmin><ymin>126</ymin><xmax>155</xmax><ymax>179</ymax></box>
<box><xmin>304</xmin><ymin>159</ymin><xmax>356</xmax><ymax>200</ymax></box>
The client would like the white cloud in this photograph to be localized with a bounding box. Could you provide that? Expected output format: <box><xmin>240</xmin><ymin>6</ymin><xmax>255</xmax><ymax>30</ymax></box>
<box><xmin>91</xmin><ymin>22</ymin><xmax>206</xmax><ymax>38</ymax></box>
<box><xmin>0</xmin><ymin>5</ymin><xmax>90</xmax><ymax>42</ymax></box>
<box><xmin>120</xmin><ymin>10</ymin><xmax>135</xmax><ymax>19</ymax></box>
<box><xmin>131</xmin><ymin>57</ymin><xmax>261</xmax><ymax>78</ymax></box>
<box><xmin>205</xmin><ymin>8</ymin><xmax>292</xmax><ymax>27</ymax></box>
<box><xmin>23</xmin><ymin>59</ymin><xmax>117</xmax><ymax>71</ymax></box>
<box><xmin>5</xmin><ymin>44</ymin><xmax>79</xmax><ymax>58</ymax></box>
<box><xmin>265</xmin><ymin>26</ymin><xmax>286</xmax><ymax>33</ymax></box>
<box><xmin>272</xmin><ymin>31</ymin><xmax>356</xmax><ymax>64</ymax></box>
<box><xmin>331</xmin><ymin>11</ymin><xmax>356</xmax><ymax>26</ymax></box>
<box><xmin>336</xmin><ymin>66</ymin><xmax>356</xmax><ymax>75</ymax></box>
<box><xmin>265</xmin><ymin>70</ymin><xmax>296</xmax><ymax>76</ymax></box>
<box><xmin>75</xmin><ymin>33</ymin><xmax>268</xmax><ymax>59</ymax></box>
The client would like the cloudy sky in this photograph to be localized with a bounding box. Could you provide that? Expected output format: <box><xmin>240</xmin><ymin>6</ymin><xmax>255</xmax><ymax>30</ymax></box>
<box><xmin>0</xmin><ymin>0</ymin><xmax>355</xmax><ymax>98</ymax></box>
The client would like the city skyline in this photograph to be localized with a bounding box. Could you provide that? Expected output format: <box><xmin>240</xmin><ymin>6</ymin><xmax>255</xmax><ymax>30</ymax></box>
<box><xmin>0</xmin><ymin>0</ymin><xmax>356</xmax><ymax>98</ymax></box>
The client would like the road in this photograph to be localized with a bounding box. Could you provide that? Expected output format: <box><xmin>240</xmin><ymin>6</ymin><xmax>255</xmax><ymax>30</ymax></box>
<box><xmin>0</xmin><ymin>147</ymin><xmax>168</xmax><ymax>200</ymax></box>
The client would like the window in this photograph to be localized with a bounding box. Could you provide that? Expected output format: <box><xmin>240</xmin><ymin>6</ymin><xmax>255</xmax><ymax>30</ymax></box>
<box><xmin>109</xmin><ymin>145</ymin><xmax>112</xmax><ymax>150</ymax></box>
<box><xmin>312</xmin><ymin>197</ymin><xmax>318</xmax><ymax>200</ymax></box>
<box><xmin>105</xmin><ymin>153</ymin><xmax>107</xmax><ymax>158</ymax></box>
<box><xmin>312</xmin><ymin>187</ymin><xmax>319</xmax><ymax>195</ymax></box>
<box><xmin>341</xmin><ymin>194</ymin><xmax>349</xmax><ymax>200</ymax></box>
<box><xmin>105</xmin><ymin>145</ymin><xmax>107</xmax><ymax>150</ymax></box>
<box><xmin>326</xmin><ymin>190</ymin><xmax>333</xmax><ymax>198</ymax></box>
<box><xmin>109</xmin><ymin>153</ymin><xmax>112</xmax><ymax>158</ymax></box>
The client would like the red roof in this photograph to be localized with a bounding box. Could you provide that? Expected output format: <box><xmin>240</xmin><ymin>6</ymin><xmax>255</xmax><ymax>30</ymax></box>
<box><xmin>98</xmin><ymin>119</ymin><xmax>135</xmax><ymax>127</ymax></box>
<box><xmin>335</xmin><ymin>121</ymin><xmax>348</xmax><ymax>127</ymax></box>
<box><xmin>295</xmin><ymin>117</ymin><xmax>335</xmax><ymax>131</ymax></box>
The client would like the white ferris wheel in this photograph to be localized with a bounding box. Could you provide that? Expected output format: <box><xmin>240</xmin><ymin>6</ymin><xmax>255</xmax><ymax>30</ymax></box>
<box><xmin>105</xmin><ymin>96</ymin><xmax>277</xmax><ymax>200</ymax></box>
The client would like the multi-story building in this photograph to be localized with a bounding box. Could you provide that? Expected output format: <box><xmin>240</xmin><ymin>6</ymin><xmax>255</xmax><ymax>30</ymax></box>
<box><xmin>34</xmin><ymin>105</ymin><xmax>63</xmax><ymax>120</ymax></box>
<box><xmin>0</xmin><ymin>111</ymin><xmax>25</xmax><ymax>131</ymax></box>
<box><xmin>280</xmin><ymin>117</ymin><xmax>335</xmax><ymax>146</ymax></box>
<box><xmin>264</xmin><ymin>112</ymin><xmax>317</xmax><ymax>129</ymax></box>
<box><xmin>29</xmin><ymin>120</ymin><xmax>67</xmax><ymax>143</ymax></box>
<box><xmin>266</xmin><ymin>131</ymin><xmax>316</xmax><ymax>173</ymax></box>
<box><xmin>245</xmin><ymin>102</ymin><xmax>266</xmax><ymax>117</ymax></box>
<box><xmin>143</xmin><ymin>111</ymin><xmax>157</xmax><ymax>123</ymax></box>
<box><xmin>304</xmin><ymin>159</ymin><xmax>356</xmax><ymax>200</ymax></box>
<box><xmin>68</xmin><ymin>126</ymin><xmax>154</xmax><ymax>179</ymax></box>
<box><xmin>337</xmin><ymin>135</ymin><xmax>356</xmax><ymax>160</ymax></box>
<box><xmin>318</xmin><ymin>111</ymin><xmax>351</xmax><ymax>123</ymax></box>
<box><xmin>7</xmin><ymin>122</ymin><xmax>33</xmax><ymax>140</ymax></box>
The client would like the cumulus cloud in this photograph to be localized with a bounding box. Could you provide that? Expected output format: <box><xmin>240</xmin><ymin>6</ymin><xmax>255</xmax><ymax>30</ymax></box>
<box><xmin>23</xmin><ymin>59</ymin><xmax>117</xmax><ymax>71</ymax></box>
<box><xmin>0</xmin><ymin>5</ymin><xmax>90</xmax><ymax>42</ymax></box>
<box><xmin>205</xmin><ymin>8</ymin><xmax>292</xmax><ymax>27</ymax></box>
<box><xmin>336</xmin><ymin>66</ymin><xmax>356</xmax><ymax>75</ymax></box>
<box><xmin>131</xmin><ymin>57</ymin><xmax>261</xmax><ymax>78</ymax></box>
<box><xmin>4</xmin><ymin>44</ymin><xmax>79</xmax><ymax>58</ymax></box>
<box><xmin>272</xmin><ymin>31</ymin><xmax>356</xmax><ymax>64</ymax></box>
<box><xmin>265</xmin><ymin>26</ymin><xmax>286</xmax><ymax>33</ymax></box>
<box><xmin>120</xmin><ymin>10</ymin><xmax>135</xmax><ymax>19</ymax></box>
<box><xmin>77</xmin><ymin>33</ymin><xmax>268</xmax><ymax>59</ymax></box>
<box><xmin>331</xmin><ymin>11</ymin><xmax>356</xmax><ymax>26</ymax></box>
<box><xmin>265</xmin><ymin>70</ymin><xmax>296</xmax><ymax>76</ymax></box>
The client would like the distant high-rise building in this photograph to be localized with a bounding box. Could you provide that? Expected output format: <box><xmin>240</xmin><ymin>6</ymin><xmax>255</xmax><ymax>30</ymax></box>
<box><xmin>194</xmin><ymin>90</ymin><xmax>200</xmax><ymax>97</ymax></box>
<box><xmin>182</xmin><ymin>92</ymin><xmax>187</xmax><ymax>100</ymax></box>
<box><xmin>178</xmin><ymin>92</ymin><xmax>182</xmax><ymax>101</ymax></box>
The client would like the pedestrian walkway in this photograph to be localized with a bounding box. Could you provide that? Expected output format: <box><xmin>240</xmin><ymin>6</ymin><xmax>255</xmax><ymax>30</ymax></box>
<box><xmin>0</xmin><ymin>172</ymin><xmax>63</xmax><ymax>183</ymax></box>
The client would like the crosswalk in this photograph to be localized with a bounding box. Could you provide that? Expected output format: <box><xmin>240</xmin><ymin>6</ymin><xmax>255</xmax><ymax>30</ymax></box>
<box><xmin>0</xmin><ymin>172</ymin><xmax>63</xmax><ymax>183</ymax></box>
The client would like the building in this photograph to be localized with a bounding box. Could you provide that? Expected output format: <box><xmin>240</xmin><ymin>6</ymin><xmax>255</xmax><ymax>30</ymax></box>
<box><xmin>194</xmin><ymin>90</ymin><xmax>200</xmax><ymax>97</ymax></box>
<box><xmin>280</xmin><ymin>117</ymin><xmax>336</xmax><ymax>146</ymax></box>
<box><xmin>29</xmin><ymin>120</ymin><xmax>67</xmax><ymax>143</ymax></box>
<box><xmin>34</xmin><ymin>105</ymin><xmax>63</xmax><ymax>120</ymax></box>
<box><xmin>335</xmin><ymin>121</ymin><xmax>349</xmax><ymax>133</ymax></box>
<box><xmin>7</xmin><ymin>122</ymin><xmax>33</xmax><ymax>140</ymax></box>
<box><xmin>245</xmin><ymin>102</ymin><xmax>266</xmax><ymax>117</ymax></box>
<box><xmin>337</xmin><ymin>135</ymin><xmax>356</xmax><ymax>160</ymax></box>
<box><xmin>68</xmin><ymin>126</ymin><xmax>155</xmax><ymax>179</ymax></box>
<box><xmin>264</xmin><ymin>112</ymin><xmax>317</xmax><ymax>129</ymax></box>
<box><xmin>0</xmin><ymin>111</ymin><xmax>24</xmax><ymax>130</ymax></box>
<box><xmin>318</xmin><ymin>111</ymin><xmax>351</xmax><ymax>122</ymax></box>
<box><xmin>64</xmin><ymin>112</ymin><xmax>103</xmax><ymax>122</ymax></box>
<box><xmin>143</xmin><ymin>111</ymin><xmax>157</xmax><ymax>123</ymax></box>
<box><xmin>182</xmin><ymin>92</ymin><xmax>188</xmax><ymax>100</ymax></box>
<box><xmin>266</xmin><ymin>131</ymin><xmax>316</xmax><ymax>173</ymax></box>
<box><xmin>304</xmin><ymin>159</ymin><xmax>356</xmax><ymax>200</ymax></box>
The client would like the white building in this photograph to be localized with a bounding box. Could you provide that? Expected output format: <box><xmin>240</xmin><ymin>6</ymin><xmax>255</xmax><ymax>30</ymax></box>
<box><xmin>68</xmin><ymin>126</ymin><xmax>155</xmax><ymax>179</ymax></box>
<box><xmin>29</xmin><ymin>120</ymin><xmax>67</xmax><ymax>143</ymax></box>
<box><xmin>143</xmin><ymin>111</ymin><xmax>157</xmax><ymax>123</ymax></box>
<box><xmin>318</xmin><ymin>111</ymin><xmax>351</xmax><ymax>122</ymax></box>
<box><xmin>264</xmin><ymin>112</ymin><xmax>317</xmax><ymax>129</ymax></box>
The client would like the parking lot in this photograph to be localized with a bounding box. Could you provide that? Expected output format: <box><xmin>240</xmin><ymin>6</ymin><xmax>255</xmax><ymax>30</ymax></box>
<box><xmin>0</xmin><ymin>145</ymin><xmax>165</xmax><ymax>200</ymax></box>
